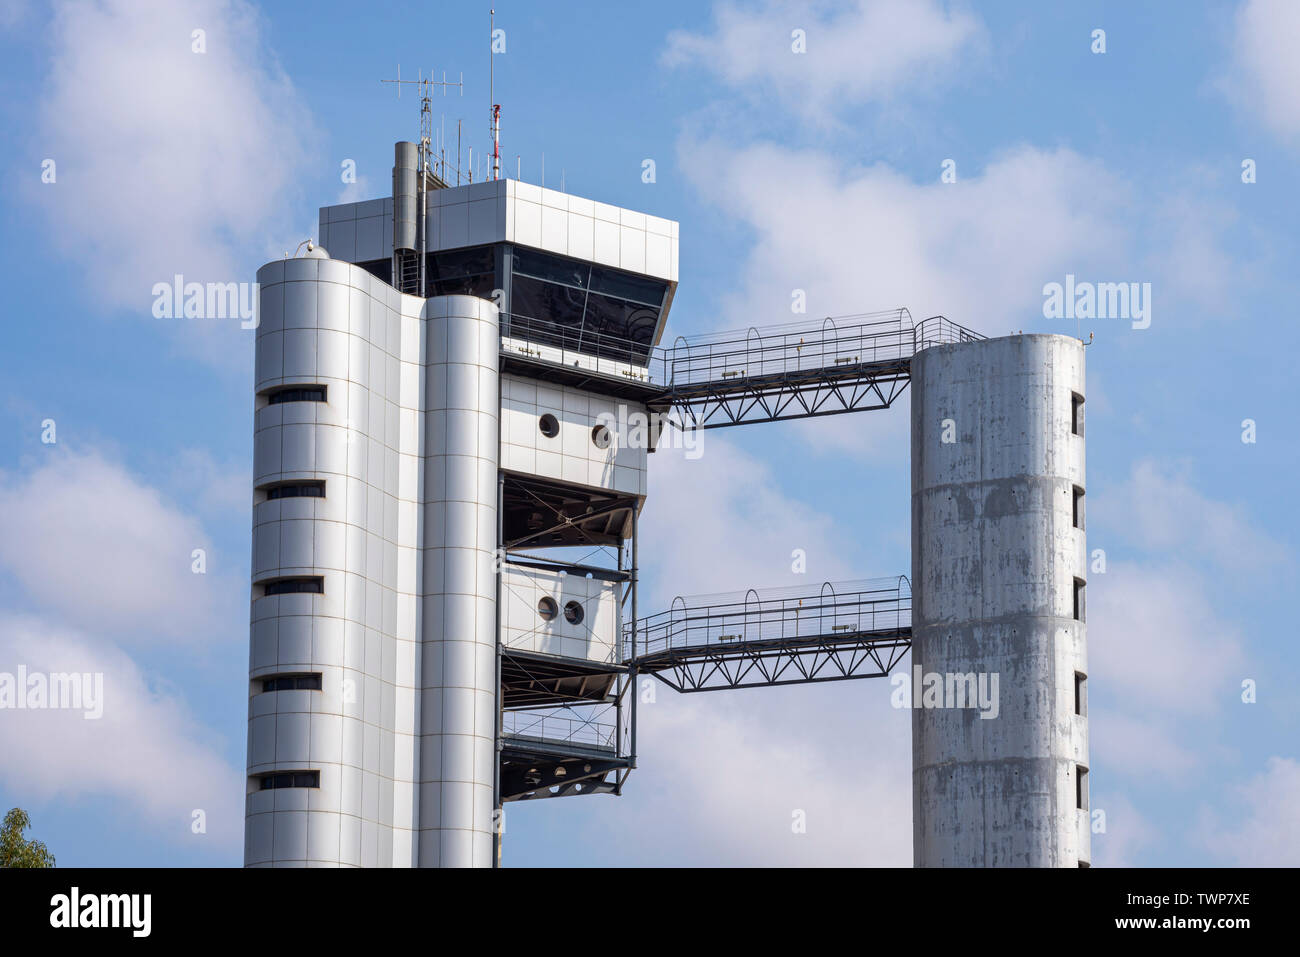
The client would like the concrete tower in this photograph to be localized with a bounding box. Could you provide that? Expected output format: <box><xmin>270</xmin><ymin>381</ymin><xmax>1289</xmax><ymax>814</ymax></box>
<box><xmin>910</xmin><ymin>334</ymin><xmax>1090</xmax><ymax>867</ymax></box>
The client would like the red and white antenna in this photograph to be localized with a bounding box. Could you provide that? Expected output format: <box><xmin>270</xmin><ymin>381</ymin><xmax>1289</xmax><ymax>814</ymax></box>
<box><xmin>493</xmin><ymin>104</ymin><xmax>501</xmax><ymax>182</ymax></box>
<box><xmin>490</xmin><ymin>8</ymin><xmax>501</xmax><ymax>180</ymax></box>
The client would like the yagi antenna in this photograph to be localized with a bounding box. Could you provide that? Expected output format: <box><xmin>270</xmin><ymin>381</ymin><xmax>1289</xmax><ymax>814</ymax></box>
<box><xmin>380</xmin><ymin>65</ymin><xmax>465</xmax><ymax>184</ymax></box>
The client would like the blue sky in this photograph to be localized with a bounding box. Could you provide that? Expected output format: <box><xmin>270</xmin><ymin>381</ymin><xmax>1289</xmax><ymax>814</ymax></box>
<box><xmin>0</xmin><ymin>0</ymin><xmax>1296</xmax><ymax>866</ymax></box>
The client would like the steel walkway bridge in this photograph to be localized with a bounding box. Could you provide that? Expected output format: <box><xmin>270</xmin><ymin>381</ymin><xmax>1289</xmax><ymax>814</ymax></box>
<box><xmin>625</xmin><ymin>577</ymin><xmax>912</xmax><ymax>692</ymax></box>
<box><xmin>493</xmin><ymin>310</ymin><xmax>958</xmax><ymax>803</ymax></box>
<box><xmin>497</xmin><ymin>577</ymin><xmax>911</xmax><ymax>800</ymax></box>
<box><xmin>500</xmin><ymin>309</ymin><xmax>983</xmax><ymax>431</ymax></box>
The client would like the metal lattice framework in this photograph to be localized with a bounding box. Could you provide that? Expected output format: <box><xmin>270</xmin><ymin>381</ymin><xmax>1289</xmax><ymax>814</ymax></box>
<box><xmin>627</xmin><ymin>577</ymin><xmax>912</xmax><ymax>693</ymax></box>
<box><xmin>491</xmin><ymin>310</ymin><xmax>980</xmax><ymax>809</ymax></box>
<box><xmin>650</xmin><ymin>313</ymin><xmax>982</xmax><ymax>430</ymax></box>
<box><xmin>499</xmin><ymin>698</ymin><xmax>633</xmax><ymax>802</ymax></box>
<box><xmin>499</xmin><ymin>310</ymin><xmax>985</xmax><ymax>432</ymax></box>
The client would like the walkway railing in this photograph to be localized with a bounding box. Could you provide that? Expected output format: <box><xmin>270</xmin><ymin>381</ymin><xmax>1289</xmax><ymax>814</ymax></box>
<box><xmin>501</xmin><ymin>706</ymin><xmax>618</xmax><ymax>753</ymax></box>
<box><xmin>501</xmin><ymin>312</ymin><xmax>658</xmax><ymax>383</ymax></box>
<box><xmin>500</xmin><ymin>309</ymin><xmax>984</xmax><ymax>392</ymax></box>
<box><xmin>661</xmin><ymin>310</ymin><xmax>914</xmax><ymax>389</ymax></box>
<box><xmin>626</xmin><ymin>576</ymin><xmax>911</xmax><ymax>662</ymax></box>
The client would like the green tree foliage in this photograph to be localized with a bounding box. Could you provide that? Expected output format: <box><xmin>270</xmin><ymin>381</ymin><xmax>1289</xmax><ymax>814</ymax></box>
<box><xmin>0</xmin><ymin>808</ymin><xmax>55</xmax><ymax>867</ymax></box>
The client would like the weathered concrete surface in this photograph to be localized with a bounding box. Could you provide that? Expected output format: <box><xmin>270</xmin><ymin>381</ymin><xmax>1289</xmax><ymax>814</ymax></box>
<box><xmin>911</xmin><ymin>334</ymin><xmax>1089</xmax><ymax>867</ymax></box>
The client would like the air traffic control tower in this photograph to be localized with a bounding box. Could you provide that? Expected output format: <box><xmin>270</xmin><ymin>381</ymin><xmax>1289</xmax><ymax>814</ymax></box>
<box><xmin>244</xmin><ymin>140</ymin><xmax>1090</xmax><ymax>868</ymax></box>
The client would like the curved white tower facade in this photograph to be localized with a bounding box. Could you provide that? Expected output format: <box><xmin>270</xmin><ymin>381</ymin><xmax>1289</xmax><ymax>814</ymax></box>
<box><xmin>417</xmin><ymin>296</ymin><xmax>500</xmax><ymax>867</ymax></box>
<box><xmin>910</xmin><ymin>334</ymin><xmax>1090</xmax><ymax>867</ymax></box>
<box><xmin>244</xmin><ymin>252</ymin><xmax>500</xmax><ymax>866</ymax></box>
<box><xmin>246</xmin><ymin>148</ymin><xmax>676</xmax><ymax>867</ymax></box>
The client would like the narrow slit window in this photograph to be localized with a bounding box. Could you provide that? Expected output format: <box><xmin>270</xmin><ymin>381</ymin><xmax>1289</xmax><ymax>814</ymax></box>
<box><xmin>266</xmin><ymin>385</ymin><xmax>327</xmax><ymax>405</ymax></box>
<box><xmin>1072</xmin><ymin>486</ymin><xmax>1085</xmax><ymax>530</ymax></box>
<box><xmin>264</xmin><ymin>481</ymin><xmax>326</xmax><ymax>500</ymax></box>
<box><xmin>261</xmin><ymin>673</ymin><xmax>323</xmax><ymax>693</ymax></box>
<box><xmin>1073</xmin><ymin>578</ymin><xmax>1086</xmax><ymax>622</ymax></box>
<box><xmin>258</xmin><ymin>771</ymin><xmax>320</xmax><ymax>790</ymax></box>
<box><xmin>1076</xmin><ymin>766</ymin><xmax>1089</xmax><ymax>810</ymax></box>
<box><xmin>1071</xmin><ymin>392</ymin><xmax>1085</xmax><ymax>437</ymax></box>
<box><xmin>263</xmin><ymin>576</ymin><xmax>325</xmax><ymax>597</ymax></box>
<box><xmin>1074</xmin><ymin>672</ymin><xmax>1087</xmax><ymax>716</ymax></box>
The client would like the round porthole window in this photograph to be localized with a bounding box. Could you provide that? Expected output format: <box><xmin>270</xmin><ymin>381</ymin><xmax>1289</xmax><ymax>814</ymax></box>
<box><xmin>539</xmin><ymin>414</ymin><xmax>559</xmax><ymax>438</ymax></box>
<box><xmin>591</xmin><ymin>424</ymin><xmax>612</xmax><ymax>449</ymax></box>
<box><xmin>563</xmin><ymin>600</ymin><xmax>584</xmax><ymax>625</ymax></box>
<box><xmin>537</xmin><ymin>596</ymin><xmax>558</xmax><ymax>621</ymax></box>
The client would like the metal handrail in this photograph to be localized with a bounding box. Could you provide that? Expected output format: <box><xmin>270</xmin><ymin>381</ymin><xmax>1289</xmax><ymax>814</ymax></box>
<box><xmin>913</xmin><ymin>315</ymin><xmax>983</xmax><ymax>351</ymax></box>
<box><xmin>626</xmin><ymin>576</ymin><xmax>912</xmax><ymax>659</ymax></box>
<box><xmin>662</xmin><ymin>312</ymin><xmax>916</xmax><ymax>388</ymax></box>
<box><xmin>501</xmin><ymin>312</ymin><xmax>661</xmax><ymax>381</ymax></box>
<box><xmin>502</xmin><ymin>707</ymin><xmax>618</xmax><ymax>751</ymax></box>
<box><xmin>499</xmin><ymin>309</ymin><xmax>984</xmax><ymax>390</ymax></box>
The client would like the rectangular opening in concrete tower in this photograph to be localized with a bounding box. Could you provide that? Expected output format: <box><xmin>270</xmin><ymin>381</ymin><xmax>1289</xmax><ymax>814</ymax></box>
<box><xmin>1074</xmin><ymin>671</ymin><xmax>1087</xmax><ymax>716</ymax></box>
<box><xmin>1071</xmin><ymin>392</ymin><xmax>1085</xmax><ymax>437</ymax></box>
<box><xmin>1073</xmin><ymin>578</ymin><xmax>1086</xmax><ymax>622</ymax></box>
<box><xmin>1076</xmin><ymin>766</ymin><xmax>1089</xmax><ymax>810</ymax></box>
<box><xmin>1073</xmin><ymin>486</ymin><xmax>1085</xmax><ymax>530</ymax></box>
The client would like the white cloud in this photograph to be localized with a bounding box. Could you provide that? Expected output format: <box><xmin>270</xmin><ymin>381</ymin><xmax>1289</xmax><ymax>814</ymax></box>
<box><xmin>0</xmin><ymin>449</ymin><xmax>242</xmax><ymax>645</ymax></box>
<box><xmin>1095</xmin><ymin>459</ymin><xmax>1290</xmax><ymax>578</ymax></box>
<box><xmin>1090</xmin><ymin>792</ymin><xmax>1156</xmax><ymax>867</ymax></box>
<box><xmin>663</xmin><ymin>0</ymin><xmax>984</xmax><ymax>121</ymax></box>
<box><xmin>1223</xmin><ymin>0</ymin><xmax>1300</xmax><ymax>146</ymax></box>
<box><xmin>167</xmin><ymin>446</ymin><xmax>251</xmax><ymax>521</ymax></box>
<box><xmin>335</xmin><ymin>174</ymin><xmax>375</xmax><ymax>208</ymax></box>
<box><xmin>1139</xmin><ymin>183</ymin><xmax>1244</xmax><ymax>314</ymax></box>
<box><xmin>678</xmin><ymin>137</ymin><xmax>1130</xmax><ymax>338</ymax></box>
<box><xmin>1091</xmin><ymin>710</ymin><xmax>1201</xmax><ymax>778</ymax></box>
<box><xmin>790</xmin><ymin>390</ymin><xmax>912</xmax><ymax>464</ymax></box>
<box><xmin>0</xmin><ymin>614</ymin><xmax>243</xmax><ymax>853</ymax></box>
<box><xmin>643</xmin><ymin>433</ymin><xmax>866</xmax><ymax>596</ymax></box>
<box><xmin>614</xmin><ymin>683</ymin><xmax>912</xmax><ymax>865</ymax></box>
<box><xmin>1202</xmin><ymin>756</ymin><xmax>1300</xmax><ymax>865</ymax></box>
<box><xmin>27</xmin><ymin>0</ymin><xmax>315</xmax><ymax>363</ymax></box>
<box><xmin>1088</xmin><ymin>560</ymin><xmax>1246</xmax><ymax>714</ymax></box>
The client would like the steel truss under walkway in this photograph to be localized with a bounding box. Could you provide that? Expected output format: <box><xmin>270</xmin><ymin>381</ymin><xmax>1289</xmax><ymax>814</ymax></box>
<box><xmin>649</xmin><ymin>313</ymin><xmax>981</xmax><ymax>430</ymax></box>
<box><xmin>499</xmin><ymin>310</ymin><xmax>984</xmax><ymax>431</ymax></box>
<box><xmin>627</xmin><ymin>577</ymin><xmax>912</xmax><ymax>693</ymax></box>
<box><xmin>499</xmin><ymin>691</ymin><xmax>633</xmax><ymax>802</ymax></box>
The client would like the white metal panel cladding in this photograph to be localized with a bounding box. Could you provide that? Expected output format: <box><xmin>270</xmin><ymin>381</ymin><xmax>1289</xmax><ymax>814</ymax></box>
<box><xmin>499</xmin><ymin>373</ymin><xmax>647</xmax><ymax>496</ymax></box>
<box><xmin>320</xmin><ymin>179</ymin><xmax>678</xmax><ymax>283</ymax></box>
<box><xmin>246</xmin><ymin>259</ymin><xmax>427</xmax><ymax>868</ymax></box>
<box><xmin>500</xmin><ymin>565</ymin><xmax>620</xmax><ymax>664</ymax></box>
<box><xmin>416</xmin><ymin>294</ymin><xmax>500</xmax><ymax>868</ymax></box>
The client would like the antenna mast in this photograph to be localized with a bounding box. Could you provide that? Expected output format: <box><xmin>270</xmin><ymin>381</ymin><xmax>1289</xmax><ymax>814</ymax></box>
<box><xmin>381</xmin><ymin>66</ymin><xmax>464</xmax><ymax>295</ymax></box>
<box><xmin>491</xmin><ymin>8</ymin><xmax>500</xmax><ymax>181</ymax></box>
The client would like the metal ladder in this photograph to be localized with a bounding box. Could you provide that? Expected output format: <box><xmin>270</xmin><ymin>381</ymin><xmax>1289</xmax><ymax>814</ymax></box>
<box><xmin>395</xmin><ymin>250</ymin><xmax>420</xmax><ymax>295</ymax></box>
